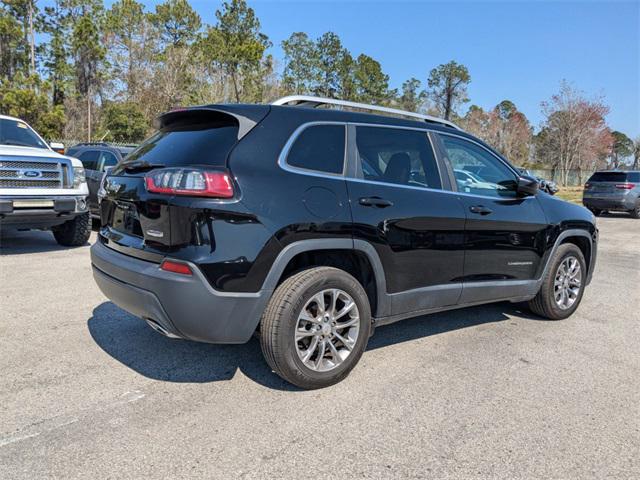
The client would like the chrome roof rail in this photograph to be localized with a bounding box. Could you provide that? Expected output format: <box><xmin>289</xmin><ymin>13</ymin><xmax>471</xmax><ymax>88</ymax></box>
<box><xmin>271</xmin><ymin>95</ymin><xmax>462</xmax><ymax>130</ymax></box>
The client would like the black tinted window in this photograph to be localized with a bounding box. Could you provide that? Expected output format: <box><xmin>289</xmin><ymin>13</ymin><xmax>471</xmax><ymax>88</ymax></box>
<box><xmin>588</xmin><ymin>172</ymin><xmax>636</xmax><ymax>182</ymax></box>
<box><xmin>77</xmin><ymin>150</ymin><xmax>100</xmax><ymax>170</ymax></box>
<box><xmin>286</xmin><ymin>125</ymin><xmax>345</xmax><ymax>174</ymax></box>
<box><xmin>117</xmin><ymin>120</ymin><xmax>239</xmax><ymax>171</ymax></box>
<box><xmin>629</xmin><ymin>172</ymin><xmax>640</xmax><ymax>182</ymax></box>
<box><xmin>355</xmin><ymin>126</ymin><xmax>441</xmax><ymax>189</ymax></box>
<box><xmin>66</xmin><ymin>146</ymin><xmax>81</xmax><ymax>157</ymax></box>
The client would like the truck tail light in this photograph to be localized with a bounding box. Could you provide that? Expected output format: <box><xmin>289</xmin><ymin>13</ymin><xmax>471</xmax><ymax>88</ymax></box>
<box><xmin>615</xmin><ymin>183</ymin><xmax>635</xmax><ymax>189</ymax></box>
<box><xmin>145</xmin><ymin>168</ymin><xmax>234</xmax><ymax>198</ymax></box>
<box><xmin>160</xmin><ymin>260</ymin><xmax>192</xmax><ymax>275</ymax></box>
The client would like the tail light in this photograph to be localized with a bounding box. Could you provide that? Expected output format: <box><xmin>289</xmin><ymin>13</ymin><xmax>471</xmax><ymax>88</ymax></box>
<box><xmin>160</xmin><ymin>260</ymin><xmax>192</xmax><ymax>275</ymax></box>
<box><xmin>145</xmin><ymin>167</ymin><xmax>234</xmax><ymax>198</ymax></box>
<box><xmin>615</xmin><ymin>183</ymin><xmax>635</xmax><ymax>189</ymax></box>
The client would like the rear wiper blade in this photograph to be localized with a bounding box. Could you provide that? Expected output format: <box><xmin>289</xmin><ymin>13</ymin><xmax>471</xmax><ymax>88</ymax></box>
<box><xmin>121</xmin><ymin>161</ymin><xmax>165</xmax><ymax>172</ymax></box>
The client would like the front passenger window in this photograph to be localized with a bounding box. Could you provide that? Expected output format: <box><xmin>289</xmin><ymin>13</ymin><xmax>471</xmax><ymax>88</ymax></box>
<box><xmin>439</xmin><ymin>135</ymin><xmax>517</xmax><ymax>197</ymax></box>
<box><xmin>77</xmin><ymin>150</ymin><xmax>100</xmax><ymax>171</ymax></box>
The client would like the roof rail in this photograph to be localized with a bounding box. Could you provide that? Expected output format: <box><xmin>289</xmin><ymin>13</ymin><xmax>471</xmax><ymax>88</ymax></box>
<box><xmin>271</xmin><ymin>95</ymin><xmax>462</xmax><ymax>130</ymax></box>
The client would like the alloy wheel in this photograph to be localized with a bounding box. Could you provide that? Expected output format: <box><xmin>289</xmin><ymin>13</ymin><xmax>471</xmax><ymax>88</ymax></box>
<box><xmin>554</xmin><ymin>256</ymin><xmax>582</xmax><ymax>310</ymax></box>
<box><xmin>295</xmin><ymin>288</ymin><xmax>360</xmax><ymax>372</ymax></box>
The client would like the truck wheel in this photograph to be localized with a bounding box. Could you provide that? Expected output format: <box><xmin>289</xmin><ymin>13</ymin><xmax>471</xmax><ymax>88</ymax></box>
<box><xmin>528</xmin><ymin>243</ymin><xmax>586</xmax><ymax>320</ymax></box>
<box><xmin>630</xmin><ymin>202</ymin><xmax>640</xmax><ymax>219</ymax></box>
<box><xmin>589</xmin><ymin>208</ymin><xmax>602</xmax><ymax>217</ymax></box>
<box><xmin>52</xmin><ymin>212</ymin><xmax>91</xmax><ymax>246</ymax></box>
<box><xmin>260</xmin><ymin>267</ymin><xmax>371</xmax><ymax>389</ymax></box>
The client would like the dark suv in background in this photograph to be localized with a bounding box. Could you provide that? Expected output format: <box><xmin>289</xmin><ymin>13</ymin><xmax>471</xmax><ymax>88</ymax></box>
<box><xmin>90</xmin><ymin>96</ymin><xmax>598</xmax><ymax>389</ymax></box>
<box><xmin>66</xmin><ymin>142</ymin><xmax>136</xmax><ymax>216</ymax></box>
<box><xmin>583</xmin><ymin>170</ymin><xmax>640</xmax><ymax>218</ymax></box>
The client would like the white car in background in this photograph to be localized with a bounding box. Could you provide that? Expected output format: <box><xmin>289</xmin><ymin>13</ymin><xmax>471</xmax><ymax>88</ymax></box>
<box><xmin>0</xmin><ymin>114</ymin><xmax>90</xmax><ymax>246</ymax></box>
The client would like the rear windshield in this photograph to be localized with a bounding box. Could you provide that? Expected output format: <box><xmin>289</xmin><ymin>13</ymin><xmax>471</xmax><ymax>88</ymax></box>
<box><xmin>588</xmin><ymin>172</ymin><xmax>639</xmax><ymax>182</ymax></box>
<box><xmin>117</xmin><ymin>118</ymin><xmax>239</xmax><ymax>171</ymax></box>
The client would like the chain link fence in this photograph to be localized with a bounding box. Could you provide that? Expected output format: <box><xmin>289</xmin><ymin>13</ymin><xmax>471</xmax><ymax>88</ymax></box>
<box><xmin>528</xmin><ymin>169</ymin><xmax>595</xmax><ymax>187</ymax></box>
<box><xmin>48</xmin><ymin>139</ymin><xmax>139</xmax><ymax>149</ymax></box>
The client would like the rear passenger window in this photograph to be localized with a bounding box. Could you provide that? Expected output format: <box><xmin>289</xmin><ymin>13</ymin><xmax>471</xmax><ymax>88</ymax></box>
<box><xmin>286</xmin><ymin>125</ymin><xmax>345</xmax><ymax>174</ymax></box>
<box><xmin>355</xmin><ymin>126</ymin><xmax>441</xmax><ymax>189</ymax></box>
<box><xmin>77</xmin><ymin>150</ymin><xmax>100</xmax><ymax>170</ymax></box>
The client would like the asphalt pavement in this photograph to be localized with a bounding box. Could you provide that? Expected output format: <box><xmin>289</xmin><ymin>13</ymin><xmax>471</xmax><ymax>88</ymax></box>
<box><xmin>1</xmin><ymin>215</ymin><xmax>639</xmax><ymax>479</ymax></box>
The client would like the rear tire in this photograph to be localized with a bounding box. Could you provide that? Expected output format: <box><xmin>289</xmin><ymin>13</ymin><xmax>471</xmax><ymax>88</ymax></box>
<box><xmin>629</xmin><ymin>202</ymin><xmax>640</xmax><ymax>219</ymax></box>
<box><xmin>52</xmin><ymin>212</ymin><xmax>91</xmax><ymax>246</ymax></box>
<box><xmin>528</xmin><ymin>243</ymin><xmax>586</xmax><ymax>320</ymax></box>
<box><xmin>260</xmin><ymin>267</ymin><xmax>371</xmax><ymax>389</ymax></box>
<box><xmin>589</xmin><ymin>208</ymin><xmax>602</xmax><ymax>217</ymax></box>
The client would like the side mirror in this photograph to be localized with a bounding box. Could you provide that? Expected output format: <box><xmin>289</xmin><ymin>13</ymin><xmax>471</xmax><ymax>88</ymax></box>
<box><xmin>517</xmin><ymin>175</ymin><xmax>539</xmax><ymax>196</ymax></box>
<box><xmin>50</xmin><ymin>142</ymin><xmax>65</xmax><ymax>154</ymax></box>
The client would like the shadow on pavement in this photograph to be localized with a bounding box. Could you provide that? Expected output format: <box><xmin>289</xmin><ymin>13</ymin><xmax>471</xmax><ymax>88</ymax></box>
<box><xmin>88</xmin><ymin>299</ymin><xmax>539</xmax><ymax>390</ymax></box>
<box><xmin>0</xmin><ymin>228</ymin><xmax>90</xmax><ymax>255</ymax></box>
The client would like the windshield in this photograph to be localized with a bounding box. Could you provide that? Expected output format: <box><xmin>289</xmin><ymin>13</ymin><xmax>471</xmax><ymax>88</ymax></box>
<box><xmin>0</xmin><ymin>118</ymin><xmax>48</xmax><ymax>149</ymax></box>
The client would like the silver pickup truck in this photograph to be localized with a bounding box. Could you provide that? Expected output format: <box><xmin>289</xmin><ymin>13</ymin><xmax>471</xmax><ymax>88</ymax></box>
<box><xmin>0</xmin><ymin>114</ymin><xmax>90</xmax><ymax>245</ymax></box>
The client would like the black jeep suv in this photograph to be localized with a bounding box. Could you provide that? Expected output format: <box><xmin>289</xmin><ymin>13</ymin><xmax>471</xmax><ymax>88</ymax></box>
<box><xmin>91</xmin><ymin>96</ymin><xmax>598</xmax><ymax>389</ymax></box>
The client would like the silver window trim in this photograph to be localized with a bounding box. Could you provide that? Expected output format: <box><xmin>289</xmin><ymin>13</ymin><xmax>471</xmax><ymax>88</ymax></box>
<box><xmin>277</xmin><ymin>121</ymin><xmax>527</xmax><ymax>201</ymax></box>
<box><xmin>277</xmin><ymin>121</ymin><xmax>348</xmax><ymax>178</ymax></box>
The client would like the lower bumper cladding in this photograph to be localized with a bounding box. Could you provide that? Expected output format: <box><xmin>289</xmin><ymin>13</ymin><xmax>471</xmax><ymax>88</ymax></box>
<box><xmin>583</xmin><ymin>198</ymin><xmax>635</xmax><ymax>211</ymax></box>
<box><xmin>90</xmin><ymin>241</ymin><xmax>270</xmax><ymax>344</ymax></box>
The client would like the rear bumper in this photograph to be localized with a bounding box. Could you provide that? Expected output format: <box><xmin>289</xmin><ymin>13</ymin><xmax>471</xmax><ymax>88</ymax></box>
<box><xmin>90</xmin><ymin>240</ymin><xmax>271</xmax><ymax>344</ymax></box>
<box><xmin>583</xmin><ymin>196</ymin><xmax>636</xmax><ymax>211</ymax></box>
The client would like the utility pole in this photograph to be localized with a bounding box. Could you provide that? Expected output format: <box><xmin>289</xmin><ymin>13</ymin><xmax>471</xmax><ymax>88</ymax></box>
<box><xmin>28</xmin><ymin>1</ymin><xmax>35</xmax><ymax>74</ymax></box>
<box><xmin>87</xmin><ymin>88</ymin><xmax>92</xmax><ymax>142</ymax></box>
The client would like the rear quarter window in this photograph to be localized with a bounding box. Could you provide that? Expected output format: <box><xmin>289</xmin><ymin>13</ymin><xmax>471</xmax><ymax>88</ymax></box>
<box><xmin>285</xmin><ymin>124</ymin><xmax>346</xmax><ymax>175</ymax></box>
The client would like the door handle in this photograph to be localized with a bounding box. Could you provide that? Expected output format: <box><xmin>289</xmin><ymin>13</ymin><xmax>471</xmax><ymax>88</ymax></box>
<box><xmin>359</xmin><ymin>197</ymin><xmax>393</xmax><ymax>208</ymax></box>
<box><xmin>469</xmin><ymin>205</ymin><xmax>493</xmax><ymax>215</ymax></box>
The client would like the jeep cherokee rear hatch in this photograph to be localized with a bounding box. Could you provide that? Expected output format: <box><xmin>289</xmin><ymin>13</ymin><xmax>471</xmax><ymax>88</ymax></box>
<box><xmin>99</xmin><ymin>105</ymin><xmax>269</xmax><ymax>261</ymax></box>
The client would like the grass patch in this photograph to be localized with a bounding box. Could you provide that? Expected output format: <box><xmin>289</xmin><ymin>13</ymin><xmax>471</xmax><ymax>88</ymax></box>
<box><xmin>555</xmin><ymin>187</ymin><xmax>584</xmax><ymax>204</ymax></box>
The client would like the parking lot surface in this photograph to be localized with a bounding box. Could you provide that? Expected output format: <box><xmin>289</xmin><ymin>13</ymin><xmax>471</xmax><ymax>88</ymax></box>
<box><xmin>1</xmin><ymin>215</ymin><xmax>639</xmax><ymax>479</ymax></box>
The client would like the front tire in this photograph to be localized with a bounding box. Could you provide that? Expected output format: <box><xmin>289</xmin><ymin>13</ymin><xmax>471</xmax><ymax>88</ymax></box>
<box><xmin>52</xmin><ymin>212</ymin><xmax>91</xmax><ymax>246</ymax></box>
<box><xmin>260</xmin><ymin>267</ymin><xmax>371</xmax><ymax>389</ymax></box>
<box><xmin>528</xmin><ymin>243</ymin><xmax>586</xmax><ymax>320</ymax></box>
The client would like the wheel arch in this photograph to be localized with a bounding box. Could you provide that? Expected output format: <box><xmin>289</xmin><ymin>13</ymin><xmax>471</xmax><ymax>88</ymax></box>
<box><xmin>539</xmin><ymin>228</ymin><xmax>596</xmax><ymax>285</ymax></box>
<box><xmin>261</xmin><ymin>239</ymin><xmax>389</xmax><ymax>317</ymax></box>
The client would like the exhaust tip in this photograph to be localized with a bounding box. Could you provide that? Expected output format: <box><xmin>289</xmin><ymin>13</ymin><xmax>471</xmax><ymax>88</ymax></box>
<box><xmin>144</xmin><ymin>318</ymin><xmax>181</xmax><ymax>339</ymax></box>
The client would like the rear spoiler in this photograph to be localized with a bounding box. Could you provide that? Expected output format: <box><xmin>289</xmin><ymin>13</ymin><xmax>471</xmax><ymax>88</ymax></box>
<box><xmin>154</xmin><ymin>105</ymin><xmax>270</xmax><ymax>140</ymax></box>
